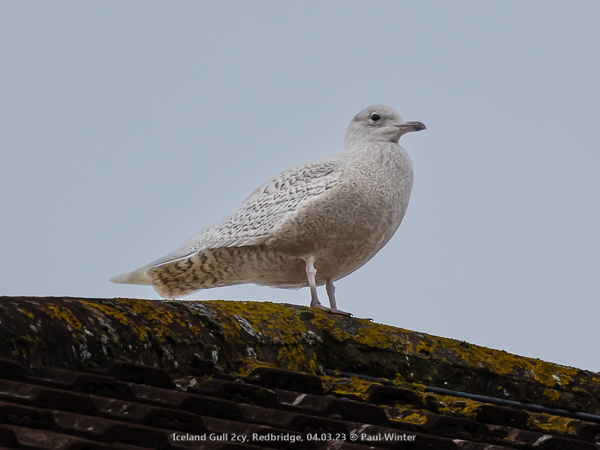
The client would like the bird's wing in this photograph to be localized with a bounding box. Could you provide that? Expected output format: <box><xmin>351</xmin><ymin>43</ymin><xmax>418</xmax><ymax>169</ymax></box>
<box><xmin>181</xmin><ymin>155</ymin><xmax>344</xmax><ymax>251</ymax></box>
<box><xmin>111</xmin><ymin>156</ymin><xmax>345</xmax><ymax>285</ymax></box>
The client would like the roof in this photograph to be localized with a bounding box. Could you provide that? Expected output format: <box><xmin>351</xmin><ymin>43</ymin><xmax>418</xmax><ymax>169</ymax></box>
<box><xmin>0</xmin><ymin>296</ymin><xmax>599</xmax><ymax>449</ymax></box>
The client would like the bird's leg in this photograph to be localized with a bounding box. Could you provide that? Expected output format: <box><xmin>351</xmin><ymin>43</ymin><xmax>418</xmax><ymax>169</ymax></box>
<box><xmin>326</xmin><ymin>278</ymin><xmax>337</xmax><ymax>310</ymax></box>
<box><xmin>304</xmin><ymin>257</ymin><xmax>352</xmax><ymax>316</ymax></box>
<box><xmin>305</xmin><ymin>258</ymin><xmax>340</xmax><ymax>314</ymax></box>
<box><xmin>326</xmin><ymin>278</ymin><xmax>352</xmax><ymax>316</ymax></box>
<box><xmin>305</xmin><ymin>257</ymin><xmax>322</xmax><ymax>308</ymax></box>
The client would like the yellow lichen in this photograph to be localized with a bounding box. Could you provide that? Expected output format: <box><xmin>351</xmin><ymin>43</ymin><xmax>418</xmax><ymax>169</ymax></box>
<box><xmin>18</xmin><ymin>309</ymin><xmax>35</xmax><ymax>319</ymax></box>
<box><xmin>399</xmin><ymin>412</ymin><xmax>428</xmax><ymax>425</ymax></box>
<box><xmin>531</xmin><ymin>413</ymin><xmax>573</xmax><ymax>433</ymax></box>
<box><xmin>290</xmin><ymin>347</ymin><xmax>306</xmax><ymax>370</ymax></box>
<box><xmin>79</xmin><ymin>301</ymin><xmax>131</xmax><ymax>326</ymax></box>
<box><xmin>309</xmin><ymin>354</ymin><xmax>318</xmax><ymax>374</ymax></box>
<box><xmin>188</xmin><ymin>326</ymin><xmax>201</xmax><ymax>335</ymax></box>
<box><xmin>433</xmin><ymin>394</ymin><xmax>484</xmax><ymax>419</ymax></box>
<box><xmin>393</xmin><ymin>373</ymin><xmax>403</xmax><ymax>386</ymax></box>
<box><xmin>277</xmin><ymin>347</ymin><xmax>299</xmax><ymax>370</ymax></box>
<box><xmin>79</xmin><ymin>299</ymin><xmax>172</xmax><ymax>343</ymax></box>
<box><xmin>273</xmin><ymin>346</ymin><xmax>308</xmax><ymax>372</ymax></box>
<box><xmin>323</xmin><ymin>376</ymin><xmax>377</xmax><ymax>400</ymax></box>
<box><xmin>235</xmin><ymin>359</ymin><xmax>278</xmax><ymax>377</ymax></box>
<box><xmin>312</xmin><ymin>314</ymin><xmax>350</xmax><ymax>342</ymax></box>
<box><xmin>391</xmin><ymin>328</ymin><xmax>579</xmax><ymax>390</ymax></box>
<box><xmin>122</xmin><ymin>299</ymin><xmax>176</xmax><ymax>324</ymax></box>
<box><xmin>353</xmin><ymin>322</ymin><xmax>402</xmax><ymax>349</ymax></box>
<box><xmin>204</xmin><ymin>300</ymin><xmax>308</xmax><ymax>346</ymax></box>
<box><xmin>542</xmin><ymin>388</ymin><xmax>561</xmax><ymax>405</ymax></box>
<box><xmin>45</xmin><ymin>305</ymin><xmax>83</xmax><ymax>330</ymax></box>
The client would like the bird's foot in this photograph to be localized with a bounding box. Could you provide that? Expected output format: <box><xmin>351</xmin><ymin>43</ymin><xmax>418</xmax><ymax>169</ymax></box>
<box><xmin>310</xmin><ymin>304</ymin><xmax>352</xmax><ymax>317</ymax></box>
<box><xmin>329</xmin><ymin>308</ymin><xmax>353</xmax><ymax>317</ymax></box>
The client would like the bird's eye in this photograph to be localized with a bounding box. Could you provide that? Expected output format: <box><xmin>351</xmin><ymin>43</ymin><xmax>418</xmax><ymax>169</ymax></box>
<box><xmin>370</xmin><ymin>113</ymin><xmax>381</xmax><ymax>122</ymax></box>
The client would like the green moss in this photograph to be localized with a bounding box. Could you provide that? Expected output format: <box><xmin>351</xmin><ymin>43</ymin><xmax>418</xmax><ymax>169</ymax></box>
<box><xmin>7</xmin><ymin>335</ymin><xmax>36</xmax><ymax>347</ymax></box>
<box><xmin>248</xmin><ymin>388</ymin><xmax>268</xmax><ymax>404</ymax></box>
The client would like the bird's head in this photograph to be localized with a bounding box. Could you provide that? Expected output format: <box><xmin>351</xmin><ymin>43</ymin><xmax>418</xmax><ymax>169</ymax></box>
<box><xmin>344</xmin><ymin>104</ymin><xmax>425</xmax><ymax>148</ymax></box>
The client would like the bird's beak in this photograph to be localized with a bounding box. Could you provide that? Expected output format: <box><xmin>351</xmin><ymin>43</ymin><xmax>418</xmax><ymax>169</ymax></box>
<box><xmin>397</xmin><ymin>121</ymin><xmax>426</xmax><ymax>132</ymax></box>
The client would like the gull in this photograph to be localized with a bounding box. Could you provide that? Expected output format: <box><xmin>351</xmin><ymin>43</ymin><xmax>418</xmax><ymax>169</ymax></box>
<box><xmin>111</xmin><ymin>105</ymin><xmax>425</xmax><ymax>316</ymax></box>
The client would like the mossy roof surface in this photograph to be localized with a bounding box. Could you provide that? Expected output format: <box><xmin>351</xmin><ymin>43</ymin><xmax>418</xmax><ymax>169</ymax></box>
<box><xmin>0</xmin><ymin>296</ymin><xmax>599</xmax><ymax>449</ymax></box>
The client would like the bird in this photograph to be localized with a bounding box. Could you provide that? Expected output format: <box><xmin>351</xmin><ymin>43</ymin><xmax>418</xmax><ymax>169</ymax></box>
<box><xmin>111</xmin><ymin>105</ymin><xmax>425</xmax><ymax>316</ymax></box>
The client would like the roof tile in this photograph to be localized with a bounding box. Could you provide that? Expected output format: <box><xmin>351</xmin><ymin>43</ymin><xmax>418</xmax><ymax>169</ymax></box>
<box><xmin>245</xmin><ymin>368</ymin><xmax>324</xmax><ymax>395</ymax></box>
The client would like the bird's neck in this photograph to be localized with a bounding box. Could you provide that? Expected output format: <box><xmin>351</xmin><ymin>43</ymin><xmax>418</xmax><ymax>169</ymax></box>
<box><xmin>343</xmin><ymin>139</ymin><xmax>399</xmax><ymax>154</ymax></box>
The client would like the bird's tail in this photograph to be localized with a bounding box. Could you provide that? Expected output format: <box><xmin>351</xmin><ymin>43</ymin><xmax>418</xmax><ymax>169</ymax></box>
<box><xmin>111</xmin><ymin>247</ymin><xmax>258</xmax><ymax>298</ymax></box>
<box><xmin>144</xmin><ymin>249</ymin><xmax>248</xmax><ymax>298</ymax></box>
<box><xmin>109</xmin><ymin>270</ymin><xmax>153</xmax><ymax>286</ymax></box>
<box><xmin>110</xmin><ymin>246</ymin><xmax>199</xmax><ymax>289</ymax></box>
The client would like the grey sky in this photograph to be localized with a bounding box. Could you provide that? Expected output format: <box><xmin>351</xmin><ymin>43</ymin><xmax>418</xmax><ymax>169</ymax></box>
<box><xmin>1</xmin><ymin>2</ymin><xmax>599</xmax><ymax>371</ymax></box>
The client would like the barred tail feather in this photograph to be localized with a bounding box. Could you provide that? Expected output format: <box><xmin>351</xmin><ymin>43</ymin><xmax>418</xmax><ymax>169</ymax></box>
<box><xmin>145</xmin><ymin>249</ymin><xmax>246</xmax><ymax>298</ymax></box>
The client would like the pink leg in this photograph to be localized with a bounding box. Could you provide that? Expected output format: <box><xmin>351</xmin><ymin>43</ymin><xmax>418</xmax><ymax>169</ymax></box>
<box><xmin>304</xmin><ymin>257</ymin><xmax>352</xmax><ymax>316</ymax></box>
<box><xmin>326</xmin><ymin>278</ymin><xmax>352</xmax><ymax>316</ymax></box>
<box><xmin>326</xmin><ymin>278</ymin><xmax>337</xmax><ymax>310</ymax></box>
<box><xmin>305</xmin><ymin>257</ymin><xmax>321</xmax><ymax>308</ymax></box>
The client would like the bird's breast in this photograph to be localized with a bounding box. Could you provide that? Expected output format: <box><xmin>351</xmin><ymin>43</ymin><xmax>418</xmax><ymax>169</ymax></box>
<box><xmin>268</xmin><ymin>143</ymin><xmax>413</xmax><ymax>279</ymax></box>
